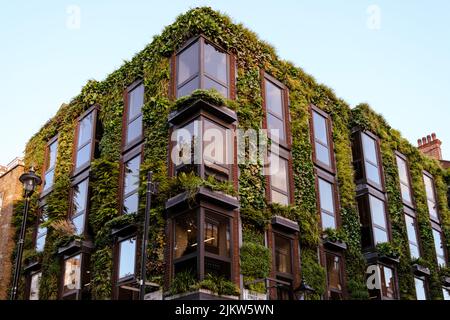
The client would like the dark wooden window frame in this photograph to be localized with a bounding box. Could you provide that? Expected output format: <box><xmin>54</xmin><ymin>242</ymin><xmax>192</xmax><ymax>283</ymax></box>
<box><xmin>353</xmin><ymin>130</ymin><xmax>386</xmax><ymax>192</ymax></box>
<box><xmin>172</xmin><ymin>35</ymin><xmax>233</xmax><ymax>100</ymax></box>
<box><xmin>377</xmin><ymin>263</ymin><xmax>399</xmax><ymax>300</ymax></box>
<box><xmin>315</xmin><ymin>168</ymin><xmax>341</xmax><ymax>231</ymax></box>
<box><xmin>68</xmin><ymin>170</ymin><xmax>90</xmax><ymax>237</ymax></box>
<box><xmin>423</xmin><ymin>170</ymin><xmax>441</xmax><ymax>224</ymax></box>
<box><xmin>404</xmin><ymin>207</ymin><xmax>422</xmax><ymax>259</ymax></box>
<box><xmin>323</xmin><ymin>250</ymin><xmax>346</xmax><ymax>300</ymax></box>
<box><xmin>309</xmin><ymin>105</ymin><xmax>336</xmax><ymax>174</ymax></box>
<box><xmin>170</xmin><ymin>110</ymin><xmax>234</xmax><ymax>182</ymax></box>
<box><xmin>59</xmin><ymin>252</ymin><xmax>89</xmax><ymax>300</ymax></box>
<box><xmin>122</xmin><ymin>80</ymin><xmax>145</xmax><ymax>154</ymax></box>
<box><xmin>395</xmin><ymin>151</ymin><xmax>415</xmax><ymax>209</ymax></box>
<box><xmin>267</xmin><ymin>147</ymin><xmax>293</xmax><ymax>206</ymax></box>
<box><xmin>113</xmin><ymin>235</ymin><xmax>139</xmax><ymax>296</ymax></box>
<box><xmin>261</xmin><ymin>71</ymin><xmax>291</xmax><ymax>150</ymax></box>
<box><xmin>414</xmin><ymin>275</ymin><xmax>429</xmax><ymax>300</ymax></box>
<box><xmin>72</xmin><ymin>105</ymin><xmax>99</xmax><ymax>177</ymax></box>
<box><xmin>431</xmin><ymin>225</ymin><xmax>448</xmax><ymax>267</ymax></box>
<box><xmin>118</xmin><ymin>144</ymin><xmax>144</xmax><ymax>217</ymax></box>
<box><xmin>26</xmin><ymin>270</ymin><xmax>42</xmax><ymax>300</ymax></box>
<box><xmin>34</xmin><ymin>204</ymin><xmax>48</xmax><ymax>252</ymax></box>
<box><xmin>40</xmin><ymin>134</ymin><xmax>59</xmax><ymax>198</ymax></box>
<box><xmin>169</xmin><ymin>206</ymin><xmax>235</xmax><ymax>282</ymax></box>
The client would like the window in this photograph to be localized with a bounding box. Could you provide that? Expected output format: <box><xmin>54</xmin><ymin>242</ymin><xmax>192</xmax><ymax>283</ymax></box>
<box><xmin>176</xmin><ymin>38</ymin><xmax>229</xmax><ymax>98</ymax></box>
<box><xmin>118</xmin><ymin>237</ymin><xmax>136</xmax><ymax>280</ymax></box>
<box><xmin>432</xmin><ymin>229</ymin><xmax>446</xmax><ymax>267</ymax></box>
<box><xmin>414</xmin><ymin>277</ymin><xmax>427</xmax><ymax>300</ymax></box>
<box><xmin>443</xmin><ymin>288</ymin><xmax>450</xmax><ymax>300</ymax></box>
<box><xmin>35</xmin><ymin>206</ymin><xmax>48</xmax><ymax>252</ymax></box>
<box><xmin>265</xmin><ymin>78</ymin><xmax>286</xmax><ymax>143</ymax></box>
<box><xmin>29</xmin><ymin>272</ymin><xmax>41</xmax><ymax>300</ymax></box>
<box><xmin>312</xmin><ymin>110</ymin><xmax>332</xmax><ymax>168</ymax></box>
<box><xmin>123</xmin><ymin>155</ymin><xmax>141</xmax><ymax>215</ymax></box>
<box><xmin>174</xmin><ymin>212</ymin><xmax>197</xmax><ymax>259</ymax></box>
<box><xmin>325</xmin><ymin>252</ymin><xmax>343</xmax><ymax>300</ymax></box>
<box><xmin>369</xmin><ymin>195</ymin><xmax>389</xmax><ymax>244</ymax></box>
<box><xmin>362</xmin><ymin>133</ymin><xmax>382</xmax><ymax>187</ymax></box>
<box><xmin>74</xmin><ymin>111</ymin><xmax>94</xmax><ymax>170</ymax></box>
<box><xmin>318</xmin><ymin>178</ymin><xmax>337</xmax><ymax>230</ymax></box>
<box><xmin>379</xmin><ymin>265</ymin><xmax>396</xmax><ymax>299</ymax></box>
<box><xmin>71</xmin><ymin>179</ymin><xmax>89</xmax><ymax>235</ymax></box>
<box><xmin>274</xmin><ymin>234</ymin><xmax>292</xmax><ymax>275</ymax></box>
<box><xmin>125</xmin><ymin>83</ymin><xmax>144</xmax><ymax>146</ymax></box>
<box><xmin>405</xmin><ymin>214</ymin><xmax>420</xmax><ymax>259</ymax></box>
<box><xmin>43</xmin><ymin>138</ymin><xmax>58</xmax><ymax>191</ymax></box>
<box><xmin>203</xmin><ymin>119</ymin><xmax>229</xmax><ymax>167</ymax></box>
<box><xmin>423</xmin><ymin>174</ymin><xmax>439</xmax><ymax>221</ymax></box>
<box><xmin>63</xmin><ymin>254</ymin><xmax>81</xmax><ymax>295</ymax></box>
<box><xmin>269</xmin><ymin>154</ymin><xmax>290</xmax><ymax>206</ymax></box>
<box><xmin>396</xmin><ymin>155</ymin><xmax>413</xmax><ymax>205</ymax></box>
<box><xmin>204</xmin><ymin>214</ymin><xmax>230</xmax><ymax>257</ymax></box>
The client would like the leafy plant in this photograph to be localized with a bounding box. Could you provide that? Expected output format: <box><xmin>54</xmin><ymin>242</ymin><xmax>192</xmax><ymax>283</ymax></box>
<box><xmin>376</xmin><ymin>242</ymin><xmax>401</xmax><ymax>259</ymax></box>
<box><xmin>323</xmin><ymin>228</ymin><xmax>348</xmax><ymax>243</ymax></box>
<box><xmin>196</xmin><ymin>274</ymin><xmax>240</xmax><ymax>296</ymax></box>
<box><xmin>169</xmin><ymin>270</ymin><xmax>197</xmax><ymax>295</ymax></box>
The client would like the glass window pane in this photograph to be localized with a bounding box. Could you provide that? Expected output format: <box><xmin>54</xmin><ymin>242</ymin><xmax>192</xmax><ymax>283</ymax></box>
<box><xmin>119</xmin><ymin>238</ymin><xmax>136</xmax><ymax>279</ymax></box>
<box><xmin>36</xmin><ymin>234</ymin><xmax>46</xmax><ymax>252</ymax></box>
<box><xmin>414</xmin><ymin>278</ymin><xmax>427</xmax><ymax>300</ymax></box>
<box><xmin>175</xmin><ymin>121</ymin><xmax>200</xmax><ymax>166</ymax></box>
<box><xmin>73</xmin><ymin>179</ymin><xmax>88</xmax><ymax>215</ymax></box>
<box><xmin>265</xmin><ymin>80</ymin><xmax>283</xmax><ymax>117</ymax></box>
<box><xmin>204</xmin><ymin>43</ymin><xmax>227</xmax><ymax>84</ymax></box>
<box><xmin>128</xmin><ymin>84</ymin><xmax>144</xmax><ymax>120</ymax></box>
<box><xmin>72</xmin><ymin>214</ymin><xmax>85</xmax><ymax>235</ymax></box>
<box><xmin>126</xmin><ymin>115</ymin><xmax>142</xmax><ymax>144</ymax></box>
<box><xmin>204</xmin><ymin>77</ymin><xmax>228</xmax><ymax>97</ymax></box>
<box><xmin>313</xmin><ymin>112</ymin><xmax>328</xmax><ymax>145</ymax></box>
<box><xmin>322</xmin><ymin>212</ymin><xmax>337</xmax><ymax>230</ymax></box>
<box><xmin>365</xmin><ymin>161</ymin><xmax>381</xmax><ymax>186</ymax></box>
<box><xmin>326</xmin><ymin>253</ymin><xmax>342</xmax><ymax>291</ymax></box>
<box><xmin>427</xmin><ymin>199</ymin><xmax>438</xmax><ymax>220</ymax></box>
<box><xmin>270</xmin><ymin>157</ymin><xmax>288</xmax><ymax>192</ymax></box>
<box><xmin>204</xmin><ymin>213</ymin><xmax>230</xmax><ymax>257</ymax></box>
<box><xmin>381</xmin><ymin>266</ymin><xmax>395</xmax><ymax>298</ymax></box>
<box><xmin>405</xmin><ymin>215</ymin><xmax>418</xmax><ymax>246</ymax></box>
<box><xmin>409</xmin><ymin>243</ymin><xmax>420</xmax><ymax>260</ymax></box>
<box><xmin>271</xmin><ymin>190</ymin><xmax>289</xmax><ymax>206</ymax></box>
<box><xmin>29</xmin><ymin>272</ymin><xmax>41</xmax><ymax>300</ymax></box>
<box><xmin>267</xmin><ymin>114</ymin><xmax>285</xmax><ymax>141</ymax></box>
<box><xmin>396</xmin><ymin>156</ymin><xmax>409</xmax><ymax>185</ymax></box>
<box><xmin>370</xmin><ymin>196</ymin><xmax>387</xmax><ymax>228</ymax></box>
<box><xmin>432</xmin><ymin>229</ymin><xmax>446</xmax><ymax>267</ymax></box>
<box><xmin>443</xmin><ymin>288</ymin><xmax>450</xmax><ymax>301</ymax></box>
<box><xmin>124</xmin><ymin>155</ymin><xmax>141</xmax><ymax>195</ymax></box>
<box><xmin>318</xmin><ymin>178</ymin><xmax>335</xmax><ymax>214</ymax></box>
<box><xmin>174</xmin><ymin>213</ymin><xmax>197</xmax><ymax>259</ymax></box>
<box><xmin>77</xmin><ymin>113</ymin><xmax>93</xmax><ymax>148</ymax></box>
<box><xmin>315</xmin><ymin>142</ymin><xmax>331</xmax><ymax>166</ymax></box>
<box><xmin>177</xmin><ymin>76</ymin><xmax>200</xmax><ymax>98</ymax></box>
<box><xmin>63</xmin><ymin>255</ymin><xmax>81</xmax><ymax>293</ymax></box>
<box><xmin>178</xmin><ymin>41</ymin><xmax>199</xmax><ymax>85</ymax></box>
<box><xmin>76</xmin><ymin>143</ymin><xmax>91</xmax><ymax>169</ymax></box>
<box><xmin>424</xmin><ymin>175</ymin><xmax>435</xmax><ymax>202</ymax></box>
<box><xmin>374</xmin><ymin>227</ymin><xmax>388</xmax><ymax>244</ymax></box>
<box><xmin>47</xmin><ymin>140</ymin><xmax>58</xmax><ymax>170</ymax></box>
<box><xmin>203</xmin><ymin>119</ymin><xmax>227</xmax><ymax>165</ymax></box>
<box><xmin>43</xmin><ymin>169</ymin><xmax>54</xmax><ymax>191</ymax></box>
<box><xmin>275</xmin><ymin>234</ymin><xmax>292</xmax><ymax>274</ymax></box>
<box><xmin>123</xmin><ymin>193</ymin><xmax>139</xmax><ymax>215</ymax></box>
<box><xmin>362</xmin><ymin>133</ymin><xmax>378</xmax><ymax>164</ymax></box>
<box><xmin>400</xmin><ymin>183</ymin><xmax>412</xmax><ymax>204</ymax></box>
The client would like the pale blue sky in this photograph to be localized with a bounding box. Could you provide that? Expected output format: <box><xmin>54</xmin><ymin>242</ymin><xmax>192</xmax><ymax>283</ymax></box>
<box><xmin>1</xmin><ymin>1</ymin><xmax>450</xmax><ymax>165</ymax></box>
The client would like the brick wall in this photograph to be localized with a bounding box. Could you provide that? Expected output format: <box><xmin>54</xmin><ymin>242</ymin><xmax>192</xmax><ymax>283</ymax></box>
<box><xmin>0</xmin><ymin>162</ymin><xmax>24</xmax><ymax>299</ymax></box>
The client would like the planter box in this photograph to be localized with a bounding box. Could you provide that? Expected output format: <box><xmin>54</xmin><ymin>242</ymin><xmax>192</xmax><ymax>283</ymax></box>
<box><xmin>165</xmin><ymin>289</ymin><xmax>239</xmax><ymax>301</ymax></box>
<box><xmin>242</xmin><ymin>289</ymin><xmax>267</xmax><ymax>300</ymax></box>
<box><xmin>323</xmin><ymin>238</ymin><xmax>348</xmax><ymax>251</ymax></box>
<box><xmin>412</xmin><ymin>264</ymin><xmax>431</xmax><ymax>277</ymax></box>
<box><xmin>166</xmin><ymin>187</ymin><xmax>239</xmax><ymax>211</ymax></box>
<box><xmin>57</xmin><ymin>239</ymin><xmax>93</xmax><ymax>257</ymax></box>
<box><xmin>364</xmin><ymin>251</ymin><xmax>400</xmax><ymax>265</ymax></box>
<box><xmin>111</xmin><ymin>222</ymin><xmax>137</xmax><ymax>238</ymax></box>
<box><xmin>442</xmin><ymin>276</ymin><xmax>450</xmax><ymax>287</ymax></box>
<box><xmin>23</xmin><ymin>260</ymin><xmax>41</xmax><ymax>273</ymax></box>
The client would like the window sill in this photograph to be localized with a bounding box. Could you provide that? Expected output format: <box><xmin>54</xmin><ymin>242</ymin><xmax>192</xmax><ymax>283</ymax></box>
<box><xmin>364</xmin><ymin>251</ymin><xmax>400</xmax><ymax>265</ymax></box>
<box><xmin>57</xmin><ymin>239</ymin><xmax>94</xmax><ymax>257</ymax></box>
<box><xmin>322</xmin><ymin>237</ymin><xmax>348</xmax><ymax>251</ymax></box>
<box><xmin>164</xmin><ymin>289</ymin><xmax>239</xmax><ymax>301</ymax></box>
<box><xmin>168</xmin><ymin>99</ymin><xmax>237</xmax><ymax>125</ymax></box>
<box><xmin>412</xmin><ymin>264</ymin><xmax>431</xmax><ymax>277</ymax></box>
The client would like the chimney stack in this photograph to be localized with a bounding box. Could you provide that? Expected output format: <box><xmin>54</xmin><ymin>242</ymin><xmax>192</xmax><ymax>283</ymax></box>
<box><xmin>417</xmin><ymin>132</ymin><xmax>443</xmax><ymax>161</ymax></box>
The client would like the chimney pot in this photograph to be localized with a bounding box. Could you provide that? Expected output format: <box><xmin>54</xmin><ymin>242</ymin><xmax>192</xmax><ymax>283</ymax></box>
<box><xmin>432</xmin><ymin>133</ymin><xmax>436</xmax><ymax>140</ymax></box>
<box><xmin>427</xmin><ymin>135</ymin><xmax>432</xmax><ymax>143</ymax></box>
<box><xmin>422</xmin><ymin>137</ymin><xmax>427</xmax><ymax>145</ymax></box>
<box><xmin>418</xmin><ymin>139</ymin><xmax>422</xmax><ymax>146</ymax></box>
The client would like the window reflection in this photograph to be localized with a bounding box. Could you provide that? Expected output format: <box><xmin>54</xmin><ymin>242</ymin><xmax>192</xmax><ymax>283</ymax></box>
<box><xmin>405</xmin><ymin>215</ymin><xmax>420</xmax><ymax>259</ymax></box>
<box><xmin>414</xmin><ymin>278</ymin><xmax>427</xmax><ymax>300</ymax></box>
<box><xmin>274</xmin><ymin>234</ymin><xmax>292</xmax><ymax>274</ymax></box>
<box><xmin>36</xmin><ymin>207</ymin><xmax>48</xmax><ymax>252</ymax></box>
<box><xmin>43</xmin><ymin>140</ymin><xmax>58</xmax><ymax>191</ymax></box>
<box><xmin>29</xmin><ymin>272</ymin><xmax>41</xmax><ymax>300</ymax></box>
<box><xmin>362</xmin><ymin>133</ymin><xmax>381</xmax><ymax>186</ymax></box>
<box><xmin>369</xmin><ymin>195</ymin><xmax>388</xmax><ymax>244</ymax></box>
<box><xmin>318</xmin><ymin>178</ymin><xmax>336</xmax><ymax>230</ymax></box>
<box><xmin>126</xmin><ymin>84</ymin><xmax>144</xmax><ymax>144</ymax></box>
<box><xmin>204</xmin><ymin>43</ymin><xmax>227</xmax><ymax>84</ymax></box>
<box><xmin>396</xmin><ymin>156</ymin><xmax>412</xmax><ymax>204</ymax></box>
<box><xmin>423</xmin><ymin>175</ymin><xmax>438</xmax><ymax>220</ymax></box>
<box><xmin>63</xmin><ymin>255</ymin><xmax>81</xmax><ymax>294</ymax></box>
<box><xmin>72</xmin><ymin>179</ymin><xmax>88</xmax><ymax>235</ymax></box>
<box><xmin>204</xmin><ymin>213</ymin><xmax>230</xmax><ymax>257</ymax></box>
<box><xmin>174</xmin><ymin>213</ymin><xmax>198</xmax><ymax>259</ymax></box>
<box><xmin>75</xmin><ymin>113</ymin><xmax>93</xmax><ymax>170</ymax></box>
<box><xmin>123</xmin><ymin>155</ymin><xmax>141</xmax><ymax>215</ymax></box>
<box><xmin>118</xmin><ymin>238</ymin><xmax>136</xmax><ymax>279</ymax></box>
<box><xmin>326</xmin><ymin>253</ymin><xmax>342</xmax><ymax>299</ymax></box>
<box><xmin>178</xmin><ymin>41</ymin><xmax>199</xmax><ymax>86</ymax></box>
<box><xmin>380</xmin><ymin>265</ymin><xmax>395</xmax><ymax>299</ymax></box>
<box><xmin>432</xmin><ymin>229</ymin><xmax>446</xmax><ymax>267</ymax></box>
<box><xmin>270</xmin><ymin>156</ymin><xmax>289</xmax><ymax>205</ymax></box>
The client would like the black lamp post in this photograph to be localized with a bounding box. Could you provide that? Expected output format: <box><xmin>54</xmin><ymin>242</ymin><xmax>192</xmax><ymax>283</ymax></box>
<box><xmin>139</xmin><ymin>171</ymin><xmax>158</xmax><ymax>300</ymax></box>
<box><xmin>10</xmin><ymin>167</ymin><xmax>42</xmax><ymax>300</ymax></box>
<box><xmin>294</xmin><ymin>277</ymin><xmax>315</xmax><ymax>300</ymax></box>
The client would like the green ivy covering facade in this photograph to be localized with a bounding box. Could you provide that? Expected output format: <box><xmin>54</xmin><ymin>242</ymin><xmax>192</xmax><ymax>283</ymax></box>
<box><xmin>9</xmin><ymin>7</ymin><xmax>449</xmax><ymax>300</ymax></box>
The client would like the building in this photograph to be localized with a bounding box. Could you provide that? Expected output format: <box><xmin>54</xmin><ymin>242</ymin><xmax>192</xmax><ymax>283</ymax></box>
<box><xmin>0</xmin><ymin>157</ymin><xmax>24</xmax><ymax>299</ymax></box>
<box><xmin>7</xmin><ymin>7</ymin><xmax>450</xmax><ymax>300</ymax></box>
<box><xmin>418</xmin><ymin>133</ymin><xmax>450</xmax><ymax>169</ymax></box>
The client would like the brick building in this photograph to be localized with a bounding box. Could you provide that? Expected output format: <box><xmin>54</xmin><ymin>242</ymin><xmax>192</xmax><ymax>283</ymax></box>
<box><xmin>6</xmin><ymin>8</ymin><xmax>450</xmax><ymax>301</ymax></box>
<box><xmin>418</xmin><ymin>133</ymin><xmax>450</xmax><ymax>169</ymax></box>
<box><xmin>0</xmin><ymin>158</ymin><xmax>24</xmax><ymax>299</ymax></box>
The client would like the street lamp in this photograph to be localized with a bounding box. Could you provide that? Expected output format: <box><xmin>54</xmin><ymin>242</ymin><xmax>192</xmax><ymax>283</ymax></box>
<box><xmin>294</xmin><ymin>277</ymin><xmax>315</xmax><ymax>300</ymax></box>
<box><xmin>10</xmin><ymin>167</ymin><xmax>42</xmax><ymax>300</ymax></box>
